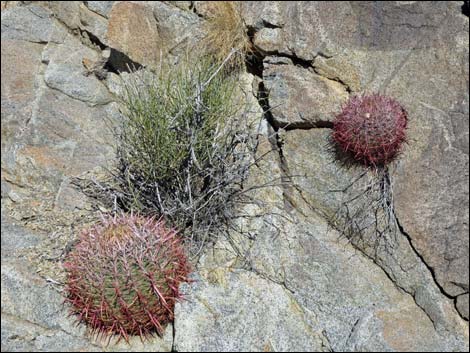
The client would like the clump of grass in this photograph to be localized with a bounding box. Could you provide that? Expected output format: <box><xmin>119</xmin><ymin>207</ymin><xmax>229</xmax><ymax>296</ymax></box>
<box><xmin>200</xmin><ymin>1</ymin><xmax>252</xmax><ymax>69</ymax></box>
<box><xmin>100</xmin><ymin>54</ymin><xmax>261</xmax><ymax>256</ymax></box>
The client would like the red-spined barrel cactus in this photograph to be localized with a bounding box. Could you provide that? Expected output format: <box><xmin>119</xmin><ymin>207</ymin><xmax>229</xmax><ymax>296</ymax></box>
<box><xmin>333</xmin><ymin>94</ymin><xmax>408</xmax><ymax>166</ymax></box>
<box><xmin>63</xmin><ymin>214</ymin><xmax>191</xmax><ymax>341</ymax></box>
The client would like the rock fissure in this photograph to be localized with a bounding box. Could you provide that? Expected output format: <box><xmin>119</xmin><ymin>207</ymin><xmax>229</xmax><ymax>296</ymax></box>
<box><xmin>395</xmin><ymin>216</ymin><xmax>468</xmax><ymax>321</ymax></box>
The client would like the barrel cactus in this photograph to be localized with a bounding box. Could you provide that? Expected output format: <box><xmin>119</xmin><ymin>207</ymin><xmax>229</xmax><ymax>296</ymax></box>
<box><xmin>332</xmin><ymin>94</ymin><xmax>408</xmax><ymax>166</ymax></box>
<box><xmin>63</xmin><ymin>214</ymin><xmax>191</xmax><ymax>341</ymax></box>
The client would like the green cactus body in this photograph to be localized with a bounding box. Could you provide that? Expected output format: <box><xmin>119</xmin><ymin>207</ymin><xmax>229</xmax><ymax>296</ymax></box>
<box><xmin>63</xmin><ymin>214</ymin><xmax>191</xmax><ymax>341</ymax></box>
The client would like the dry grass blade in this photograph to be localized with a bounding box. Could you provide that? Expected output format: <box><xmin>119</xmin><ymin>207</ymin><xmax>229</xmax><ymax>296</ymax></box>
<box><xmin>201</xmin><ymin>1</ymin><xmax>252</xmax><ymax>70</ymax></box>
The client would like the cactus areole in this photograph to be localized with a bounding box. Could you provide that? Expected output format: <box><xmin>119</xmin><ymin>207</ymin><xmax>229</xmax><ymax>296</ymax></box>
<box><xmin>63</xmin><ymin>215</ymin><xmax>191</xmax><ymax>342</ymax></box>
<box><xmin>333</xmin><ymin>94</ymin><xmax>408</xmax><ymax>166</ymax></box>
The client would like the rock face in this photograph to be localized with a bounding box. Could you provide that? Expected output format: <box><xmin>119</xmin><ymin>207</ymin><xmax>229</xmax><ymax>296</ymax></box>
<box><xmin>1</xmin><ymin>1</ymin><xmax>469</xmax><ymax>352</ymax></box>
<box><xmin>106</xmin><ymin>1</ymin><xmax>204</xmax><ymax>68</ymax></box>
<box><xmin>263</xmin><ymin>56</ymin><xmax>348</xmax><ymax>128</ymax></box>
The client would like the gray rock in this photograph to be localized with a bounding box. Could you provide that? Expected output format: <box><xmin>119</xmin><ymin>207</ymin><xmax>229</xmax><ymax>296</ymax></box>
<box><xmin>263</xmin><ymin>57</ymin><xmax>348</xmax><ymax>128</ymax></box>
<box><xmin>168</xmin><ymin>1</ymin><xmax>193</xmax><ymax>11</ymax></box>
<box><xmin>1</xmin><ymin>313</ymin><xmax>101</xmax><ymax>353</ymax></box>
<box><xmin>44</xmin><ymin>37</ymin><xmax>112</xmax><ymax>105</ymax></box>
<box><xmin>78</xmin><ymin>3</ymin><xmax>109</xmax><ymax>45</ymax></box>
<box><xmin>1</xmin><ymin>39</ymin><xmax>44</xmax><ymax>161</ymax></box>
<box><xmin>1</xmin><ymin>216</ymin><xmax>45</xmax><ymax>257</ymax></box>
<box><xmin>246</xmin><ymin>0</ymin><xmax>470</xmax><ymax>324</ymax></box>
<box><xmin>44</xmin><ymin>1</ymin><xmax>81</xmax><ymax>30</ymax></box>
<box><xmin>86</xmin><ymin>1</ymin><xmax>115</xmax><ymax>18</ymax></box>
<box><xmin>456</xmin><ymin>294</ymin><xmax>469</xmax><ymax>321</ymax></box>
<box><xmin>151</xmin><ymin>2</ymin><xmax>204</xmax><ymax>50</ymax></box>
<box><xmin>240</xmin><ymin>2</ymin><xmax>285</xmax><ymax>30</ymax></box>
<box><xmin>1</xmin><ymin>5</ymin><xmax>65</xmax><ymax>43</ymax></box>
<box><xmin>1</xmin><ymin>260</ymin><xmax>72</xmax><ymax>331</ymax></box>
<box><xmin>174</xmin><ymin>271</ymin><xmax>328</xmax><ymax>352</ymax></box>
<box><xmin>174</xmin><ymin>117</ymin><xmax>468</xmax><ymax>351</ymax></box>
<box><xmin>390</xmin><ymin>8</ymin><xmax>469</xmax><ymax>302</ymax></box>
<box><xmin>253</xmin><ymin>27</ymin><xmax>283</xmax><ymax>54</ymax></box>
<box><xmin>244</xmin><ymin>2</ymin><xmax>460</xmax><ymax>61</ymax></box>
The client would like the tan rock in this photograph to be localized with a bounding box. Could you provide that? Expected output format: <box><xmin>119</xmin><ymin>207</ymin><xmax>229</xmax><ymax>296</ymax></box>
<box><xmin>106</xmin><ymin>1</ymin><xmax>162</xmax><ymax>68</ymax></box>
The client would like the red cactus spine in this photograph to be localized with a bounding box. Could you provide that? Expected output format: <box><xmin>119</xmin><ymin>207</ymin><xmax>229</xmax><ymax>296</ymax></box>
<box><xmin>63</xmin><ymin>214</ymin><xmax>191</xmax><ymax>342</ymax></box>
<box><xmin>332</xmin><ymin>94</ymin><xmax>408</xmax><ymax>166</ymax></box>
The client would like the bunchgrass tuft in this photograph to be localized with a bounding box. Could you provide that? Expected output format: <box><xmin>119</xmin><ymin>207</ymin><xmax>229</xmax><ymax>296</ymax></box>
<box><xmin>200</xmin><ymin>1</ymin><xmax>252</xmax><ymax>70</ymax></box>
<box><xmin>103</xmin><ymin>54</ymin><xmax>261</xmax><ymax>256</ymax></box>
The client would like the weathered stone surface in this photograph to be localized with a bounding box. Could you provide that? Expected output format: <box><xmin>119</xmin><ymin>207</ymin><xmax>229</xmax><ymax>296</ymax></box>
<box><xmin>150</xmin><ymin>1</ymin><xmax>205</xmax><ymax>58</ymax></box>
<box><xmin>282</xmin><ymin>129</ymin><xmax>467</xmax><ymax>336</ymax></box>
<box><xmin>1</xmin><ymin>4</ymin><xmax>65</xmax><ymax>43</ymax></box>
<box><xmin>263</xmin><ymin>56</ymin><xmax>348</xmax><ymax>128</ymax></box>
<box><xmin>168</xmin><ymin>1</ymin><xmax>192</xmax><ymax>12</ymax></box>
<box><xmin>78</xmin><ymin>2</ymin><xmax>109</xmax><ymax>45</ymax></box>
<box><xmin>390</xmin><ymin>11</ymin><xmax>469</xmax><ymax>302</ymax></box>
<box><xmin>45</xmin><ymin>1</ymin><xmax>81</xmax><ymax>30</ymax></box>
<box><xmin>86</xmin><ymin>1</ymin><xmax>115</xmax><ymax>18</ymax></box>
<box><xmin>456</xmin><ymin>294</ymin><xmax>469</xmax><ymax>321</ymax></box>
<box><xmin>1</xmin><ymin>261</ymin><xmax>75</xmax><ymax>332</ymax></box>
<box><xmin>245</xmin><ymin>0</ymin><xmax>470</xmax><ymax>322</ymax></box>
<box><xmin>175</xmin><ymin>271</ymin><xmax>327</xmax><ymax>352</ymax></box>
<box><xmin>245</xmin><ymin>2</ymin><xmax>460</xmax><ymax>61</ymax></box>
<box><xmin>175</xmin><ymin>208</ymin><xmax>468</xmax><ymax>351</ymax></box>
<box><xmin>1</xmin><ymin>215</ymin><xmax>45</xmax><ymax>257</ymax></box>
<box><xmin>1</xmin><ymin>1</ymin><xmax>21</xmax><ymax>10</ymax></box>
<box><xmin>106</xmin><ymin>1</ymin><xmax>204</xmax><ymax>68</ymax></box>
<box><xmin>281</xmin><ymin>129</ymin><xmax>353</xmax><ymax>218</ymax></box>
<box><xmin>1</xmin><ymin>39</ymin><xmax>44</xmax><ymax>159</ymax></box>
<box><xmin>174</xmin><ymin>110</ymin><xmax>468</xmax><ymax>351</ymax></box>
<box><xmin>106</xmin><ymin>2</ymin><xmax>162</xmax><ymax>67</ymax></box>
<box><xmin>1</xmin><ymin>313</ymin><xmax>101</xmax><ymax>353</ymax></box>
<box><xmin>44</xmin><ymin>36</ymin><xmax>112</xmax><ymax>105</ymax></box>
<box><xmin>4</xmin><ymin>87</ymin><xmax>116</xmax><ymax>197</ymax></box>
<box><xmin>240</xmin><ymin>1</ymin><xmax>285</xmax><ymax>30</ymax></box>
<box><xmin>253</xmin><ymin>27</ymin><xmax>283</xmax><ymax>54</ymax></box>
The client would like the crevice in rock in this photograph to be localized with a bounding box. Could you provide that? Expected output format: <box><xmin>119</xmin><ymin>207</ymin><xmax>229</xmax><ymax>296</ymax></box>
<box><xmin>462</xmin><ymin>1</ymin><xmax>469</xmax><ymax>17</ymax></box>
<box><xmin>284</xmin><ymin>53</ymin><xmax>314</xmax><ymax>69</ymax></box>
<box><xmin>245</xmin><ymin>51</ymin><xmax>264</xmax><ymax>78</ymax></box>
<box><xmin>79</xmin><ymin>28</ymin><xmax>106</xmax><ymax>50</ymax></box>
<box><xmin>106</xmin><ymin>48</ymin><xmax>143</xmax><ymax>74</ymax></box>
<box><xmin>261</xmin><ymin>50</ymin><xmax>314</xmax><ymax>69</ymax></box>
<box><xmin>261</xmin><ymin>20</ymin><xmax>283</xmax><ymax>29</ymax></box>
<box><xmin>171</xmin><ymin>322</ymin><xmax>178</xmax><ymax>352</ymax></box>
<box><xmin>311</xmin><ymin>66</ymin><xmax>352</xmax><ymax>94</ymax></box>
<box><xmin>395</xmin><ymin>216</ymin><xmax>467</xmax><ymax>321</ymax></box>
<box><xmin>344</xmin><ymin>235</ymin><xmax>440</xmax><ymax>330</ymax></box>
<box><xmin>275</xmin><ymin>120</ymin><xmax>334</xmax><ymax>130</ymax></box>
<box><xmin>257</xmin><ymin>81</ymin><xmax>295</xmax><ymax>212</ymax></box>
<box><xmin>82</xmin><ymin>2</ymin><xmax>108</xmax><ymax>19</ymax></box>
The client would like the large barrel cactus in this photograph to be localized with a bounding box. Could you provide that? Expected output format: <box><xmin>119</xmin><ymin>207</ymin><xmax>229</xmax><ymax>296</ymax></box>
<box><xmin>63</xmin><ymin>214</ymin><xmax>191</xmax><ymax>341</ymax></box>
<box><xmin>333</xmin><ymin>94</ymin><xmax>408</xmax><ymax>166</ymax></box>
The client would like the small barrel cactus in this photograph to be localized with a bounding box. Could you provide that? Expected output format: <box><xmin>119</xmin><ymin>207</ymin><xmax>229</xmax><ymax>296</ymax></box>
<box><xmin>63</xmin><ymin>214</ymin><xmax>191</xmax><ymax>341</ymax></box>
<box><xmin>332</xmin><ymin>94</ymin><xmax>408</xmax><ymax>166</ymax></box>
